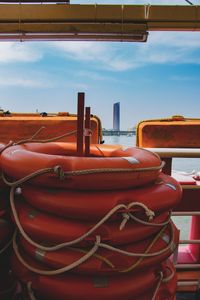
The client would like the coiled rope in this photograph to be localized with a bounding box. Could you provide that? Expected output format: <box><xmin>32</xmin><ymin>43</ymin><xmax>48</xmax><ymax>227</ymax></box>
<box><xmin>10</xmin><ymin>186</ymin><xmax>160</xmax><ymax>251</ymax></box>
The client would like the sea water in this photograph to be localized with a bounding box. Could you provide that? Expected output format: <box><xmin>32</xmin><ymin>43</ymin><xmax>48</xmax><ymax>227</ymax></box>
<box><xmin>103</xmin><ymin>135</ymin><xmax>199</xmax><ymax>240</ymax></box>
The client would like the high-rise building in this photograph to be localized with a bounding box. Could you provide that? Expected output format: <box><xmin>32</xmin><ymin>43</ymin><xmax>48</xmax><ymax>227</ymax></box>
<box><xmin>113</xmin><ymin>102</ymin><xmax>120</xmax><ymax>131</ymax></box>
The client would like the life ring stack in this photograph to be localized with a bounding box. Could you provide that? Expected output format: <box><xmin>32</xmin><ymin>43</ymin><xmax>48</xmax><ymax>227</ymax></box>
<box><xmin>0</xmin><ymin>143</ymin><xmax>16</xmax><ymax>300</ymax></box>
<box><xmin>0</xmin><ymin>141</ymin><xmax>182</xmax><ymax>300</ymax></box>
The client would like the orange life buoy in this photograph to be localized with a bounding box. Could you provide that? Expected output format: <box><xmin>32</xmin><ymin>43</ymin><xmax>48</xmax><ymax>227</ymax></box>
<box><xmin>1</xmin><ymin>142</ymin><xmax>163</xmax><ymax>190</ymax></box>
<box><xmin>14</xmin><ymin>200</ymin><xmax>170</xmax><ymax>246</ymax></box>
<box><xmin>11</xmin><ymin>251</ymin><xmax>166</xmax><ymax>300</ymax></box>
<box><xmin>21</xmin><ymin>173</ymin><xmax>182</xmax><ymax>221</ymax></box>
<box><xmin>136</xmin><ymin>259</ymin><xmax>176</xmax><ymax>300</ymax></box>
<box><xmin>0</xmin><ymin>218</ymin><xmax>13</xmax><ymax>248</ymax></box>
<box><xmin>18</xmin><ymin>221</ymin><xmax>178</xmax><ymax>275</ymax></box>
<box><xmin>0</xmin><ymin>143</ymin><xmax>7</xmax><ymax>188</ymax></box>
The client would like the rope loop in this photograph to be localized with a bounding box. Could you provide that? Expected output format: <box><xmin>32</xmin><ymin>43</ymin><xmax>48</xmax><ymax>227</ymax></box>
<box><xmin>127</xmin><ymin>202</ymin><xmax>155</xmax><ymax>221</ymax></box>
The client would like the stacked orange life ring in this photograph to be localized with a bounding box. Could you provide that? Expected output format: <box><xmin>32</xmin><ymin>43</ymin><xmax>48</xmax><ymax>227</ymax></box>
<box><xmin>0</xmin><ymin>143</ymin><xmax>16</xmax><ymax>300</ymax></box>
<box><xmin>0</xmin><ymin>142</ymin><xmax>182</xmax><ymax>299</ymax></box>
<box><xmin>1</xmin><ymin>142</ymin><xmax>163</xmax><ymax>189</ymax></box>
<box><xmin>11</xmin><ymin>252</ymin><xmax>176</xmax><ymax>300</ymax></box>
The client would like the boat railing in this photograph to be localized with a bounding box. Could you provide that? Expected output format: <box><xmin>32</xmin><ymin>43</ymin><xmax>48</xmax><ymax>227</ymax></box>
<box><xmin>145</xmin><ymin>147</ymin><xmax>200</xmax><ymax>292</ymax></box>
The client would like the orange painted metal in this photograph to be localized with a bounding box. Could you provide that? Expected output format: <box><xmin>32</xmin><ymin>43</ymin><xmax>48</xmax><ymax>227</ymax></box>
<box><xmin>137</xmin><ymin>116</ymin><xmax>200</xmax><ymax>148</ymax></box>
<box><xmin>0</xmin><ymin>112</ymin><xmax>102</xmax><ymax>144</ymax></box>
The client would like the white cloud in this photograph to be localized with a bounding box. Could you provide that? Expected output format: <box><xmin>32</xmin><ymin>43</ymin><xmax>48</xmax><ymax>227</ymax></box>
<box><xmin>77</xmin><ymin>70</ymin><xmax>124</xmax><ymax>81</ymax></box>
<box><xmin>49</xmin><ymin>30</ymin><xmax>200</xmax><ymax>72</ymax></box>
<box><xmin>53</xmin><ymin>42</ymin><xmax>108</xmax><ymax>62</ymax></box>
<box><xmin>51</xmin><ymin>41</ymin><xmax>139</xmax><ymax>71</ymax></box>
<box><xmin>138</xmin><ymin>31</ymin><xmax>200</xmax><ymax>65</ymax></box>
<box><xmin>0</xmin><ymin>42</ymin><xmax>42</xmax><ymax>63</ymax></box>
<box><xmin>0</xmin><ymin>76</ymin><xmax>51</xmax><ymax>88</ymax></box>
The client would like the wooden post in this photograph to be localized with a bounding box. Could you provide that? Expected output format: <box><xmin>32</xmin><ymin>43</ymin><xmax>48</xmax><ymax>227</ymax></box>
<box><xmin>77</xmin><ymin>92</ymin><xmax>85</xmax><ymax>157</ymax></box>
<box><xmin>85</xmin><ymin>106</ymin><xmax>91</xmax><ymax>157</ymax></box>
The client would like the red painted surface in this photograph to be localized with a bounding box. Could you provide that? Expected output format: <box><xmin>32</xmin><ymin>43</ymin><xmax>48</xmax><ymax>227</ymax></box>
<box><xmin>77</xmin><ymin>92</ymin><xmax>85</xmax><ymax>157</ymax></box>
<box><xmin>85</xmin><ymin>106</ymin><xmax>91</xmax><ymax>157</ymax></box>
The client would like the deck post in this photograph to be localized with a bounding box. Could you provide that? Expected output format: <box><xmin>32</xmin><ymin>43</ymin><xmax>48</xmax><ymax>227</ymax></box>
<box><xmin>77</xmin><ymin>92</ymin><xmax>85</xmax><ymax>157</ymax></box>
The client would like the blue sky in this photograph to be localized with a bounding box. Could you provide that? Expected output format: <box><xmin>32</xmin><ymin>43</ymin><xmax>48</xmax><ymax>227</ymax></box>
<box><xmin>0</xmin><ymin>0</ymin><xmax>200</xmax><ymax>129</ymax></box>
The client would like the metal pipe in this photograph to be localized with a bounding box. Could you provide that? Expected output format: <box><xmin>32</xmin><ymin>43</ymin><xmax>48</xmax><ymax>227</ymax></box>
<box><xmin>177</xmin><ymin>281</ymin><xmax>199</xmax><ymax>286</ymax></box>
<box><xmin>172</xmin><ymin>212</ymin><xmax>200</xmax><ymax>216</ymax></box>
<box><xmin>179</xmin><ymin>239</ymin><xmax>200</xmax><ymax>244</ymax></box>
<box><xmin>176</xmin><ymin>264</ymin><xmax>200</xmax><ymax>269</ymax></box>
<box><xmin>146</xmin><ymin>147</ymin><xmax>200</xmax><ymax>158</ymax></box>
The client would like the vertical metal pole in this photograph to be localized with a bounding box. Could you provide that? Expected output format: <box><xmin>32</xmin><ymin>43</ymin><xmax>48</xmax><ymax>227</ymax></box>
<box><xmin>77</xmin><ymin>92</ymin><xmax>85</xmax><ymax>157</ymax></box>
<box><xmin>85</xmin><ymin>106</ymin><xmax>91</xmax><ymax>157</ymax></box>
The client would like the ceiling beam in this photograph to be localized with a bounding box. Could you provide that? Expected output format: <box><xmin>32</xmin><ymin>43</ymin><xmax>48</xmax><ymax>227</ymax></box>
<box><xmin>0</xmin><ymin>4</ymin><xmax>199</xmax><ymax>41</ymax></box>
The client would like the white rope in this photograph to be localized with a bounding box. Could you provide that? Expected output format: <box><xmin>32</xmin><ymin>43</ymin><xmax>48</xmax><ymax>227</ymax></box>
<box><xmin>120</xmin><ymin>202</ymin><xmax>155</xmax><ymax>230</ymax></box>
<box><xmin>27</xmin><ymin>282</ymin><xmax>37</xmax><ymax>300</ymax></box>
<box><xmin>3</xmin><ymin>160</ymin><xmax>165</xmax><ymax>188</ymax></box>
<box><xmin>13</xmin><ymin>231</ymin><xmax>101</xmax><ymax>275</ymax></box>
<box><xmin>152</xmin><ymin>272</ymin><xmax>163</xmax><ymax>300</ymax></box>
<box><xmin>10</xmin><ymin>186</ymin><xmax>157</xmax><ymax>252</ymax></box>
<box><xmin>129</xmin><ymin>212</ymin><xmax>171</xmax><ymax>227</ymax></box>
<box><xmin>152</xmin><ymin>265</ymin><xmax>175</xmax><ymax>299</ymax></box>
<box><xmin>13</xmin><ymin>223</ymin><xmax>175</xmax><ymax>276</ymax></box>
<box><xmin>98</xmin><ymin>222</ymin><xmax>174</xmax><ymax>258</ymax></box>
<box><xmin>145</xmin><ymin>4</ymin><xmax>151</xmax><ymax>19</ymax></box>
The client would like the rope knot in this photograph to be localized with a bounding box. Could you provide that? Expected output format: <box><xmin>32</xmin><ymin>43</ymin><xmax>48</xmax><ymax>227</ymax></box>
<box><xmin>53</xmin><ymin>165</ymin><xmax>65</xmax><ymax>180</ymax></box>
<box><xmin>120</xmin><ymin>212</ymin><xmax>130</xmax><ymax>231</ymax></box>
<box><xmin>95</xmin><ymin>235</ymin><xmax>101</xmax><ymax>246</ymax></box>
<box><xmin>145</xmin><ymin>209</ymin><xmax>155</xmax><ymax>221</ymax></box>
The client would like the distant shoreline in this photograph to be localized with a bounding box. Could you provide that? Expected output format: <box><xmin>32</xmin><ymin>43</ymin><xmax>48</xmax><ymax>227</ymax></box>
<box><xmin>102</xmin><ymin>130</ymin><xmax>136</xmax><ymax>136</ymax></box>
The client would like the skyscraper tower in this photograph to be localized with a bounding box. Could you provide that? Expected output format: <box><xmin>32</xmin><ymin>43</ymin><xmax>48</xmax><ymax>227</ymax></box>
<box><xmin>113</xmin><ymin>102</ymin><xmax>120</xmax><ymax>131</ymax></box>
